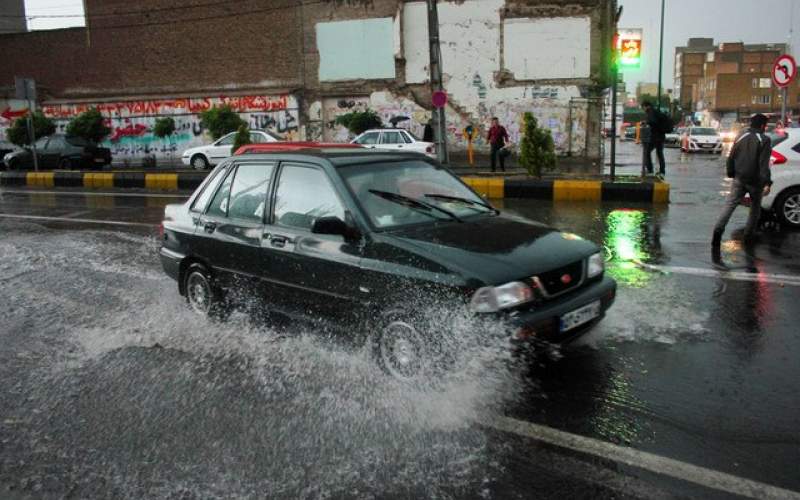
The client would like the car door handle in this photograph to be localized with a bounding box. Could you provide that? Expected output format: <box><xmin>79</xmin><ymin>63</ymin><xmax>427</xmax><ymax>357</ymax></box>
<box><xmin>203</xmin><ymin>221</ymin><xmax>217</xmax><ymax>233</ymax></box>
<box><xmin>269</xmin><ymin>234</ymin><xmax>292</xmax><ymax>248</ymax></box>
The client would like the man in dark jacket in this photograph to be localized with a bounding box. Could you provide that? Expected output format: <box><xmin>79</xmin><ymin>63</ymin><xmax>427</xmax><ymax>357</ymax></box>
<box><xmin>487</xmin><ymin>117</ymin><xmax>509</xmax><ymax>172</ymax></box>
<box><xmin>712</xmin><ymin>113</ymin><xmax>773</xmax><ymax>252</ymax></box>
<box><xmin>642</xmin><ymin>101</ymin><xmax>667</xmax><ymax>179</ymax></box>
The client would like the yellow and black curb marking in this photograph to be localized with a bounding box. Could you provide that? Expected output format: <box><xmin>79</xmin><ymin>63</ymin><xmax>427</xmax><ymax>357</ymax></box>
<box><xmin>1</xmin><ymin>171</ymin><xmax>669</xmax><ymax>203</ymax></box>
<box><xmin>462</xmin><ymin>176</ymin><xmax>670</xmax><ymax>203</ymax></box>
<box><xmin>0</xmin><ymin>171</ymin><xmax>206</xmax><ymax>191</ymax></box>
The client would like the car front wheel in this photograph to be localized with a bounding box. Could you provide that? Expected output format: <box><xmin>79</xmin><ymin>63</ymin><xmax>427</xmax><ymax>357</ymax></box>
<box><xmin>775</xmin><ymin>187</ymin><xmax>800</xmax><ymax>228</ymax></box>
<box><xmin>190</xmin><ymin>154</ymin><xmax>210</xmax><ymax>170</ymax></box>
<box><xmin>372</xmin><ymin>317</ymin><xmax>432</xmax><ymax>381</ymax></box>
<box><xmin>184</xmin><ymin>263</ymin><xmax>228</xmax><ymax>319</ymax></box>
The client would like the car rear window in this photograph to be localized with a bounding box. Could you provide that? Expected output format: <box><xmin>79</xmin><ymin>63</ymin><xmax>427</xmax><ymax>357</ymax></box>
<box><xmin>768</xmin><ymin>132</ymin><xmax>788</xmax><ymax>148</ymax></box>
<box><xmin>65</xmin><ymin>136</ymin><xmax>90</xmax><ymax>147</ymax></box>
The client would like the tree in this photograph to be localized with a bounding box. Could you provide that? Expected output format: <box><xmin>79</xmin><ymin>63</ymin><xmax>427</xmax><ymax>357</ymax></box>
<box><xmin>231</xmin><ymin>124</ymin><xmax>251</xmax><ymax>154</ymax></box>
<box><xmin>153</xmin><ymin>117</ymin><xmax>176</xmax><ymax>139</ymax></box>
<box><xmin>5</xmin><ymin>112</ymin><xmax>56</xmax><ymax>146</ymax></box>
<box><xmin>66</xmin><ymin>108</ymin><xmax>111</xmax><ymax>143</ymax></box>
<box><xmin>152</xmin><ymin>117</ymin><xmax>177</xmax><ymax>168</ymax></box>
<box><xmin>199</xmin><ymin>105</ymin><xmax>246</xmax><ymax>140</ymax></box>
<box><xmin>335</xmin><ymin>109</ymin><xmax>382</xmax><ymax>136</ymax></box>
<box><xmin>637</xmin><ymin>93</ymin><xmax>670</xmax><ymax>110</ymax></box>
<box><xmin>518</xmin><ymin>112</ymin><xmax>556</xmax><ymax>179</ymax></box>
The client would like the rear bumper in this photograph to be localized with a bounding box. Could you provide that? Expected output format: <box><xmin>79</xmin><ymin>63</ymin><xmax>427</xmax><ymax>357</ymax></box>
<box><xmin>506</xmin><ymin>276</ymin><xmax>617</xmax><ymax>344</ymax></box>
<box><xmin>159</xmin><ymin>247</ymin><xmax>184</xmax><ymax>283</ymax></box>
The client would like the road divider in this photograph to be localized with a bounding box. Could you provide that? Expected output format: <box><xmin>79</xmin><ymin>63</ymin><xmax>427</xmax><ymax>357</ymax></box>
<box><xmin>1</xmin><ymin>171</ymin><xmax>669</xmax><ymax>203</ymax></box>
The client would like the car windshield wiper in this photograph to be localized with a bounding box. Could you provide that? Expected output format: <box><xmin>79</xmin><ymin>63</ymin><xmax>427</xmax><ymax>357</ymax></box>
<box><xmin>368</xmin><ymin>189</ymin><xmax>462</xmax><ymax>222</ymax></box>
<box><xmin>423</xmin><ymin>193</ymin><xmax>500</xmax><ymax>215</ymax></box>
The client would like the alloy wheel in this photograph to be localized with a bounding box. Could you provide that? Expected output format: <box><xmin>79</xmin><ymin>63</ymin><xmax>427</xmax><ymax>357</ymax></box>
<box><xmin>783</xmin><ymin>193</ymin><xmax>800</xmax><ymax>226</ymax></box>
<box><xmin>378</xmin><ymin>321</ymin><xmax>426</xmax><ymax>381</ymax></box>
<box><xmin>186</xmin><ymin>271</ymin><xmax>212</xmax><ymax>315</ymax></box>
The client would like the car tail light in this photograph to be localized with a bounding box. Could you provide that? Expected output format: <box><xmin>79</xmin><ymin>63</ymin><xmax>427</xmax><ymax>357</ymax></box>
<box><xmin>426</xmin><ymin>145</ymin><xmax>434</xmax><ymax>154</ymax></box>
<box><xmin>158</xmin><ymin>222</ymin><xmax>165</xmax><ymax>239</ymax></box>
<box><xmin>771</xmin><ymin>150</ymin><xmax>787</xmax><ymax>166</ymax></box>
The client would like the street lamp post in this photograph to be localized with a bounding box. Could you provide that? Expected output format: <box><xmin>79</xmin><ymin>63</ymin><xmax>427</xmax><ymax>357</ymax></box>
<box><xmin>656</xmin><ymin>0</ymin><xmax>666</xmax><ymax>110</ymax></box>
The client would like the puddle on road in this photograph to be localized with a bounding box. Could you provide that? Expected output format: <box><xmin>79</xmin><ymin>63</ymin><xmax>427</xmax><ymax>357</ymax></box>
<box><xmin>0</xmin><ymin>221</ymin><xmax>523</xmax><ymax>499</ymax></box>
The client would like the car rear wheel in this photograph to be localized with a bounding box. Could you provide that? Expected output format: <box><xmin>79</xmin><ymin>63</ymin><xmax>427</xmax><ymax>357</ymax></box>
<box><xmin>190</xmin><ymin>154</ymin><xmax>210</xmax><ymax>170</ymax></box>
<box><xmin>184</xmin><ymin>263</ymin><xmax>228</xmax><ymax>320</ymax></box>
<box><xmin>58</xmin><ymin>158</ymin><xmax>72</xmax><ymax>170</ymax></box>
<box><xmin>775</xmin><ymin>187</ymin><xmax>800</xmax><ymax>228</ymax></box>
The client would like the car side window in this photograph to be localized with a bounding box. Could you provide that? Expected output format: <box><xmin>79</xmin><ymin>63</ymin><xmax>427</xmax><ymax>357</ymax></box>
<box><xmin>381</xmin><ymin>131</ymin><xmax>402</xmax><ymax>144</ymax></box>
<box><xmin>206</xmin><ymin>167</ymin><xmax>235</xmax><ymax>217</ymax></box>
<box><xmin>792</xmin><ymin>141</ymin><xmax>800</xmax><ymax>154</ymax></box>
<box><xmin>250</xmin><ymin>132</ymin><xmax>264</xmax><ymax>144</ymax></box>
<box><xmin>273</xmin><ymin>165</ymin><xmax>345</xmax><ymax>231</ymax></box>
<box><xmin>355</xmin><ymin>132</ymin><xmax>379</xmax><ymax>145</ymax></box>
<box><xmin>400</xmin><ymin>131</ymin><xmax>413</xmax><ymax>144</ymax></box>
<box><xmin>34</xmin><ymin>137</ymin><xmax>49</xmax><ymax>149</ymax></box>
<box><xmin>49</xmin><ymin>137</ymin><xmax>67</xmax><ymax>149</ymax></box>
<box><xmin>227</xmin><ymin>163</ymin><xmax>274</xmax><ymax>222</ymax></box>
<box><xmin>216</xmin><ymin>134</ymin><xmax>235</xmax><ymax>146</ymax></box>
<box><xmin>190</xmin><ymin>167</ymin><xmax>225</xmax><ymax>213</ymax></box>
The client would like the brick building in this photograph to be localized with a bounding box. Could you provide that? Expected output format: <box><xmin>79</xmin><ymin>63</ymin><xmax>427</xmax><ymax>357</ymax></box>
<box><xmin>675</xmin><ymin>38</ymin><xmax>799</xmax><ymax>125</ymax></box>
<box><xmin>674</xmin><ymin>38</ymin><xmax>715</xmax><ymax>111</ymax></box>
<box><xmin>0</xmin><ymin>0</ymin><xmax>617</xmax><ymax>168</ymax></box>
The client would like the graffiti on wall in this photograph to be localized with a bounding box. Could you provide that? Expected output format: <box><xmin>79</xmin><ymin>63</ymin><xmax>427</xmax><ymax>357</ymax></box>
<box><xmin>41</xmin><ymin>94</ymin><xmax>299</xmax><ymax>164</ymax></box>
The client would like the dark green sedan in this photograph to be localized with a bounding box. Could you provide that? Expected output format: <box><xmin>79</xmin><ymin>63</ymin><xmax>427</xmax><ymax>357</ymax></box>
<box><xmin>159</xmin><ymin>146</ymin><xmax>616</xmax><ymax>379</ymax></box>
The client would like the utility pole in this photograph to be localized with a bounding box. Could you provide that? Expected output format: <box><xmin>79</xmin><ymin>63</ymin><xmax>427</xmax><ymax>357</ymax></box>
<box><xmin>426</xmin><ymin>0</ymin><xmax>448</xmax><ymax>163</ymax></box>
<box><xmin>656</xmin><ymin>0</ymin><xmax>665</xmax><ymax>110</ymax></box>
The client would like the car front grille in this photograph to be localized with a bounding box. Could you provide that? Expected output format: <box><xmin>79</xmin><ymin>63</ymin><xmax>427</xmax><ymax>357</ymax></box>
<box><xmin>531</xmin><ymin>260</ymin><xmax>584</xmax><ymax>298</ymax></box>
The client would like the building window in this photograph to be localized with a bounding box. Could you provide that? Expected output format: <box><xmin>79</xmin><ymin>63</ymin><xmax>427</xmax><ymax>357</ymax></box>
<box><xmin>751</xmin><ymin>95</ymin><xmax>771</xmax><ymax>105</ymax></box>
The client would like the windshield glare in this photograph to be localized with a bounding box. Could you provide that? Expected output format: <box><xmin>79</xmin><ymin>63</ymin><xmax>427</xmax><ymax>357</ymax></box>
<box><xmin>340</xmin><ymin>160</ymin><xmax>490</xmax><ymax>229</ymax></box>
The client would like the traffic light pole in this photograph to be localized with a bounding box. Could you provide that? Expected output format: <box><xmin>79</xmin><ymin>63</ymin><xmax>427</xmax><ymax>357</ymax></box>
<box><xmin>426</xmin><ymin>0</ymin><xmax>448</xmax><ymax>163</ymax></box>
<box><xmin>656</xmin><ymin>0</ymin><xmax>665</xmax><ymax>110</ymax></box>
<box><xmin>610</xmin><ymin>63</ymin><xmax>618</xmax><ymax>182</ymax></box>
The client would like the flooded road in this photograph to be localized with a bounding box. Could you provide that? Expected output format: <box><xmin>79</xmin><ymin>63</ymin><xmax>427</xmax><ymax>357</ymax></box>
<box><xmin>1</xmin><ymin>143</ymin><xmax>799</xmax><ymax>499</ymax></box>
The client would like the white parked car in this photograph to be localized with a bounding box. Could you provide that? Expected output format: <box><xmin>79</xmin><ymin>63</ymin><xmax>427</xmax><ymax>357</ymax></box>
<box><xmin>681</xmin><ymin>127</ymin><xmax>723</xmax><ymax>154</ymax></box>
<box><xmin>763</xmin><ymin>128</ymin><xmax>800</xmax><ymax>228</ymax></box>
<box><xmin>182</xmin><ymin>129</ymin><xmax>282</xmax><ymax>170</ymax></box>
<box><xmin>351</xmin><ymin>128</ymin><xmax>436</xmax><ymax>158</ymax></box>
<box><xmin>665</xmin><ymin>127</ymin><xmax>685</xmax><ymax>148</ymax></box>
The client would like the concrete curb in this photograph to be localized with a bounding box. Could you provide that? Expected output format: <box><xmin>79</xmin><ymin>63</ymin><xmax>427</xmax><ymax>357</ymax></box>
<box><xmin>1</xmin><ymin>171</ymin><xmax>670</xmax><ymax>203</ymax></box>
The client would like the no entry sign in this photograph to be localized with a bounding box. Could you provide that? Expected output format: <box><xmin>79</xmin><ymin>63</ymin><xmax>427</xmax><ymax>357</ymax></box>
<box><xmin>772</xmin><ymin>54</ymin><xmax>797</xmax><ymax>88</ymax></box>
<box><xmin>432</xmin><ymin>90</ymin><xmax>447</xmax><ymax>108</ymax></box>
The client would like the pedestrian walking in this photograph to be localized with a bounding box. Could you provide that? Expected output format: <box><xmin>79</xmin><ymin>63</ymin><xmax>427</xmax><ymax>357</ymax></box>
<box><xmin>487</xmin><ymin>117</ymin><xmax>509</xmax><ymax>172</ymax></box>
<box><xmin>712</xmin><ymin>113</ymin><xmax>773</xmax><ymax>257</ymax></box>
<box><xmin>641</xmin><ymin>101</ymin><xmax>671</xmax><ymax>179</ymax></box>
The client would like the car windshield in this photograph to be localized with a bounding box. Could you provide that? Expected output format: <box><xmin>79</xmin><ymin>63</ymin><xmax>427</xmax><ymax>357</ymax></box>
<box><xmin>692</xmin><ymin>128</ymin><xmax>717</xmax><ymax>136</ymax></box>
<box><xmin>339</xmin><ymin>160</ymin><xmax>493</xmax><ymax>229</ymax></box>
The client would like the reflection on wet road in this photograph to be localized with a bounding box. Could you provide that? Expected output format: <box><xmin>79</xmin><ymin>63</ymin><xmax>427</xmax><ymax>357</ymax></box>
<box><xmin>1</xmin><ymin>143</ymin><xmax>799</xmax><ymax>498</ymax></box>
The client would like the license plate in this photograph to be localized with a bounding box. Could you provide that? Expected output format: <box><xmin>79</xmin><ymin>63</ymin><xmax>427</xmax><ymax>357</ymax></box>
<box><xmin>94</xmin><ymin>158</ymin><xmax>105</xmax><ymax>163</ymax></box>
<box><xmin>702</xmin><ymin>144</ymin><xmax>714</xmax><ymax>148</ymax></box>
<box><xmin>560</xmin><ymin>301</ymin><xmax>601</xmax><ymax>333</ymax></box>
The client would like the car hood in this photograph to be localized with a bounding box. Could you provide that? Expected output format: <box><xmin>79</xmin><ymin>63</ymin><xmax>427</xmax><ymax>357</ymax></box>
<box><xmin>382</xmin><ymin>215</ymin><xmax>599</xmax><ymax>286</ymax></box>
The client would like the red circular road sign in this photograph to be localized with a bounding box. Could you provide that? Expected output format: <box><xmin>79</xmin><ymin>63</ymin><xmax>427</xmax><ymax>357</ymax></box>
<box><xmin>432</xmin><ymin>90</ymin><xmax>447</xmax><ymax>108</ymax></box>
<box><xmin>772</xmin><ymin>54</ymin><xmax>797</xmax><ymax>88</ymax></box>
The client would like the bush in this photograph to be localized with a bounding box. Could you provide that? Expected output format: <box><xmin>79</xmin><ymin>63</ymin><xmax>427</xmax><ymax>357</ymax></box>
<box><xmin>66</xmin><ymin>108</ymin><xmax>111</xmax><ymax>143</ymax></box>
<box><xmin>199</xmin><ymin>105</ymin><xmax>246</xmax><ymax>140</ymax></box>
<box><xmin>335</xmin><ymin>109</ymin><xmax>382</xmax><ymax>136</ymax></box>
<box><xmin>5</xmin><ymin>112</ymin><xmax>56</xmax><ymax>146</ymax></box>
<box><xmin>519</xmin><ymin>112</ymin><xmax>556</xmax><ymax>178</ymax></box>
<box><xmin>232</xmin><ymin>124</ymin><xmax>251</xmax><ymax>154</ymax></box>
<box><xmin>153</xmin><ymin>117</ymin><xmax>176</xmax><ymax>139</ymax></box>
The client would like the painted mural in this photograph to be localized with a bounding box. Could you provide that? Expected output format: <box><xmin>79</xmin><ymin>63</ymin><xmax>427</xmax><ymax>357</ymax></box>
<box><xmin>29</xmin><ymin>94</ymin><xmax>300</xmax><ymax>165</ymax></box>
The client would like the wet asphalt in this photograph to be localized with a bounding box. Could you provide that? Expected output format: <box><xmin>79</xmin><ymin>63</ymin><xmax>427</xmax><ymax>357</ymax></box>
<box><xmin>0</xmin><ymin>141</ymin><xmax>798</xmax><ymax>499</ymax></box>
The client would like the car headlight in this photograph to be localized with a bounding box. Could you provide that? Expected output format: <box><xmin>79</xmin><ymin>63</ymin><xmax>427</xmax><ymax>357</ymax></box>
<box><xmin>587</xmin><ymin>252</ymin><xmax>604</xmax><ymax>278</ymax></box>
<box><xmin>470</xmin><ymin>281</ymin><xmax>533</xmax><ymax>313</ymax></box>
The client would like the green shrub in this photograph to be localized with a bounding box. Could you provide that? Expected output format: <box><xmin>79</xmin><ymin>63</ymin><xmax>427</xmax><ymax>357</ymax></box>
<box><xmin>518</xmin><ymin>112</ymin><xmax>556</xmax><ymax>178</ymax></box>
<box><xmin>335</xmin><ymin>109</ymin><xmax>382</xmax><ymax>136</ymax></box>
<box><xmin>66</xmin><ymin>108</ymin><xmax>111</xmax><ymax>143</ymax></box>
<box><xmin>153</xmin><ymin>117</ymin><xmax>176</xmax><ymax>138</ymax></box>
<box><xmin>199</xmin><ymin>105</ymin><xmax>246</xmax><ymax>140</ymax></box>
<box><xmin>232</xmin><ymin>124</ymin><xmax>251</xmax><ymax>154</ymax></box>
<box><xmin>5</xmin><ymin>112</ymin><xmax>56</xmax><ymax>146</ymax></box>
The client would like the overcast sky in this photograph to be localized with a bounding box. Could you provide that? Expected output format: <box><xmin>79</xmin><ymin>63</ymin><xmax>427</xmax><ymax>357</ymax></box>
<box><xmin>24</xmin><ymin>0</ymin><xmax>799</xmax><ymax>92</ymax></box>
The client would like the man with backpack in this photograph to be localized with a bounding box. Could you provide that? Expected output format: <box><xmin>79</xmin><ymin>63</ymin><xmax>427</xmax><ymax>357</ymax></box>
<box><xmin>712</xmin><ymin>113</ymin><xmax>772</xmax><ymax>255</ymax></box>
<box><xmin>641</xmin><ymin>101</ymin><xmax>672</xmax><ymax>179</ymax></box>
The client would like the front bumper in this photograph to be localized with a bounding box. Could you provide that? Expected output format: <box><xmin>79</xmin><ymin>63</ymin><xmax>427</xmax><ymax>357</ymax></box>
<box><xmin>181</xmin><ymin>155</ymin><xmax>191</xmax><ymax>166</ymax></box>
<box><xmin>505</xmin><ymin>276</ymin><xmax>617</xmax><ymax>345</ymax></box>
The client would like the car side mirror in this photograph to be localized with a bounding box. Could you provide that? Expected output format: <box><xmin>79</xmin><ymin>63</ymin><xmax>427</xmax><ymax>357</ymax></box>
<box><xmin>311</xmin><ymin>216</ymin><xmax>359</xmax><ymax>240</ymax></box>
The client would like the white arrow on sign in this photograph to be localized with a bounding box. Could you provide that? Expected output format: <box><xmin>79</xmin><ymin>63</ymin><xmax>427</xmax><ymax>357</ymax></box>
<box><xmin>772</xmin><ymin>54</ymin><xmax>797</xmax><ymax>88</ymax></box>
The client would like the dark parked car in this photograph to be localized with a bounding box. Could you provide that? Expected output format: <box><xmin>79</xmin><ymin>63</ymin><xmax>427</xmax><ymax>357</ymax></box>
<box><xmin>2</xmin><ymin>134</ymin><xmax>112</xmax><ymax>170</ymax></box>
<box><xmin>159</xmin><ymin>147</ymin><xmax>616</xmax><ymax>379</ymax></box>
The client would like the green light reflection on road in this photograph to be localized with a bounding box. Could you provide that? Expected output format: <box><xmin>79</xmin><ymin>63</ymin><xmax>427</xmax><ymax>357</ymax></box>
<box><xmin>604</xmin><ymin>209</ymin><xmax>652</xmax><ymax>287</ymax></box>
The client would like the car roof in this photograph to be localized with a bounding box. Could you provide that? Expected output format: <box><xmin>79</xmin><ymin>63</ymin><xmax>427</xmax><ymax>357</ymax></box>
<box><xmin>230</xmin><ymin>148</ymin><xmax>428</xmax><ymax>166</ymax></box>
